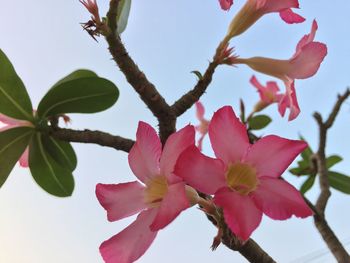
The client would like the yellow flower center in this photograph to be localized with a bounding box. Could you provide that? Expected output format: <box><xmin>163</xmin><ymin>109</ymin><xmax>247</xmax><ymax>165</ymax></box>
<box><xmin>225</xmin><ymin>163</ymin><xmax>258</xmax><ymax>195</ymax></box>
<box><xmin>144</xmin><ymin>175</ymin><xmax>168</xmax><ymax>207</ymax></box>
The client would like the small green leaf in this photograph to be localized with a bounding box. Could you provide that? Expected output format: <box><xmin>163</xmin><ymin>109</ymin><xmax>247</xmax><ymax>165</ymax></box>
<box><xmin>300</xmin><ymin>175</ymin><xmax>316</xmax><ymax>194</ymax></box>
<box><xmin>117</xmin><ymin>0</ymin><xmax>132</xmax><ymax>34</ymax></box>
<box><xmin>0</xmin><ymin>127</ymin><xmax>34</xmax><ymax>187</ymax></box>
<box><xmin>326</xmin><ymin>155</ymin><xmax>342</xmax><ymax>169</ymax></box>
<box><xmin>37</xmin><ymin>77</ymin><xmax>119</xmax><ymax>117</ymax></box>
<box><xmin>29</xmin><ymin>133</ymin><xmax>74</xmax><ymax>197</ymax></box>
<box><xmin>290</xmin><ymin>167</ymin><xmax>310</xmax><ymax>176</ymax></box>
<box><xmin>290</xmin><ymin>159</ymin><xmax>313</xmax><ymax>176</ymax></box>
<box><xmin>41</xmin><ymin>136</ymin><xmax>77</xmax><ymax>171</ymax></box>
<box><xmin>328</xmin><ymin>171</ymin><xmax>350</xmax><ymax>194</ymax></box>
<box><xmin>0</xmin><ymin>49</ymin><xmax>33</xmax><ymax>121</ymax></box>
<box><xmin>299</xmin><ymin>135</ymin><xmax>313</xmax><ymax>161</ymax></box>
<box><xmin>191</xmin><ymin>70</ymin><xmax>203</xmax><ymax>80</ymax></box>
<box><xmin>248</xmin><ymin>115</ymin><xmax>272</xmax><ymax>130</ymax></box>
<box><xmin>51</xmin><ymin>69</ymin><xmax>98</xmax><ymax>88</ymax></box>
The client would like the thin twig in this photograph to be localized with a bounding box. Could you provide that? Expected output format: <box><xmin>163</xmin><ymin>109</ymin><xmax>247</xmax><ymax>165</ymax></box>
<box><xmin>171</xmin><ymin>39</ymin><xmax>231</xmax><ymax>117</ymax></box>
<box><xmin>50</xmin><ymin>128</ymin><xmax>134</xmax><ymax>152</ymax></box>
<box><xmin>314</xmin><ymin>88</ymin><xmax>350</xmax><ymax>213</ymax></box>
<box><xmin>311</xmin><ymin>88</ymin><xmax>350</xmax><ymax>262</ymax></box>
<box><xmin>172</xmin><ymin>60</ymin><xmax>219</xmax><ymax>116</ymax></box>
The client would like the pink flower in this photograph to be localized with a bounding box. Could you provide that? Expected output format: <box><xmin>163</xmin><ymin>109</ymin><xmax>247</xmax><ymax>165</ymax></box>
<box><xmin>219</xmin><ymin>0</ymin><xmax>234</xmax><ymax>11</ymax></box>
<box><xmin>96</xmin><ymin>122</ymin><xmax>197</xmax><ymax>263</ymax></box>
<box><xmin>0</xmin><ymin>114</ymin><xmax>34</xmax><ymax>167</ymax></box>
<box><xmin>233</xmin><ymin>20</ymin><xmax>327</xmax><ymax>120</ymax></box>
<box><xmin>250</xmin><ymin>75</ymin><xmax>283</xmax><ymax>112</ymax></box>
<box><xmin>175</xmin><ymin>106</ymin><xmax>313</xmax><ymax>241</ymax></box>
<box><xmin>226</xmin><ymin>0</ymin><xmax>305</xmax><ymax>38</ymax></box>
<box><xmin>195</xmin><ymin>102</ymin><xmax>210</xmax><ymax>151</ymax></box>
<box><xmin>251</xmin><ymin>75</ymin><xmax>282</xmax><ymax>105</ymax></box>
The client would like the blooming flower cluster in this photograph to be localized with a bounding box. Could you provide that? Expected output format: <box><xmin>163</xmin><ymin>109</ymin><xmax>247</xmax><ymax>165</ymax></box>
<box><xmin>97</xmin><ymin>107</ymin><xmax>312</xmax><ymax>262</ymax></box>
<box><xmin>94</xmin><ymin>1</ymin><xmax>325</xmax><ymax>262</ymax></box>
<box><xmin>234</xmin><ymin>20</ymin><xmax>326</xmax><ymax>120</ymax></box>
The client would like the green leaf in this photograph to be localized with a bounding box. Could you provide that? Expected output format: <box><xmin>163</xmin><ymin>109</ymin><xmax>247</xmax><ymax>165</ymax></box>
<box><xmin>289</xmin><ymin>159</ymin><xmax>313</xmax><ymax>176</ymax></box>
<box><xmin>300</xmin><ymin>175</ymin><xmax>316</xmax><ymax>194</ymax></box>
<box><xmin>290</xmin><ymin>167</ymin><xmax>310</xmax><ymax>176</ymax></box>
<box><xmin>37</xmin><ymin>77</ymin><xmax>119</xmax><ymax>117</ymax></box>
<box><xmin>117</xmin><ymin>0</ymin><xmax>132</xmax><ymax>34</ymax></box>
<box><xmin>328</xmin><ymin>171</ymin><xmax>350</xmax><ymax>194</ymax></box>
<box><xmin>41</xmin><ymin>135</ymin><xmax>77</xmax><ymax>171</ymax></box>
<box><xmin>191</xmin><ymin>70</ymin><xmax>203</xmax><ymax>80</ymax></box>
<box><xmin>51</xmin><ymin>69</ymin><xmax>98</xmax><ymax>88</ymax></box>
<box><xmin>326</xmin><ymin>155</ymin><xmax>342</xmax><ymax>169</ymax></box>
<box><xmin>0</xmin><ymin>127</ymin><xmax>34</xmax><ymax>187</ymax></box>
<box><xmin>29</xmin><ymin>133</ymin><xmax>74</xmax><ymax>197</ymax></box>
<box><xmin>0</xmin><ymin>49</ymin><xmax>33</xmax><ymax>121</ymax></box>
<box><xmin>299</xmin><ymin>135</ymin><xmax>313</xmax><ymax>161</ymax></box>
<box><xmin>248</xmin><ymin>115</ymin><xmax>272</xmax><ymax>130</ymax></box>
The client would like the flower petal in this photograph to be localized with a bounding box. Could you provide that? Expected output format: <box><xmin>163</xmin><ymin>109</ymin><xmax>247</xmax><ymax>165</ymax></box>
<box><xmin>279</xmin><ymin>8</ymin><xmax>305</xmax><ymax>24</ymax></box>
<box><xmin>288</xmin><ymin>42</ymin><xmax>327</xmax><ymax>80</ymax></box>
<box><xmin>96</xmin><ymin>182</ymin><xmax>147</xmax><ymax>221</ymax></box>
<box><xmin>150</xmin><ymin>182</ymin><xmax>190</xmax><ymax>231</ymax></box>
<box><xmin>293</xmin><ymin>20</ymin><xmax>318</xmax><ymax>58</ymax></box>
<box><xmin>219</xmin><ymin>0</ymin><xmax>233</xmax><ymax>11</ymax></box>
<box><xmin>209</xmin><ymin>106</ymin><xmax>250</xmax><ymax>165</ymax></box>
<box><xmin>197</xmin><ymin>133</ymin><xmax>205</xmax><ymax>151</ymax></box>
<box><xmin>195</xmin><ymin>101</ymin><xmax>205</xmax><ymax>121</ymax></box>
<box><xmin>0</xmin><ymin>114</ymin><xmax>21</xmax><ymax>126</ymax></box>
<box><xmin>252</xmin><ymin>177</ymin><xmax>313</xmax><ymax>220</ymax></box>
<box><xmin>174</xmin><ymin>145</ymin><xmax>226</xmax><ymax>195</ymax></box>
<box><xmin>99</xmin><ymin>209</ymin><xmax>158</xmax><ymax>263</ymax></box>
<box><xmin>260</xmin><ymin>0</ymin><xmax>299</xmax><ymax>13</ymax></box>
<box><xmin>159</xmin><ymin>125</ymin><xmax>195</xmax><ymax>177</ymax></box>
<box><xmin>128</xmin><ymin>122</ymin><xmax>161</xmax><ymax>183</ymax></box>
<box><xmin>19</xmin><ymin>147</ymin><xmax>29</xmax><ymax>167</ymax></box>
<box><xmin>214</xmin><ymin>188</ymin><xmax>262</xmax><ymax>241</ymax></box>
<box><xmin>250</xmin><ymin>75</ymin><xmax>266</xmax><ymax>98</ymax></box>
<box><xmin>278</xmin><ymin>80</ymin><xmax>300</xmax><ymax>121</ymax></box>
<box><xmin>250</xmin><ymin>75</ymin><xmax>280</xmax><ymax>104</ymax></box>
<box><xmin>245</xmin><ymin>135</ymin><xmax>307</xmax><ymax>178</ymax></box>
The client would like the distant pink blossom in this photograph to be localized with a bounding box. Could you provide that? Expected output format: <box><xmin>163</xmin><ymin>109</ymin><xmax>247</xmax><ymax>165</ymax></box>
<box><xmin>219</xmin><ymin>0</ymin><xmax>233</xmax><ymax>11</ymax></box>
<box><xmin>233</xmin><ymin>20</ymin><xmax>327</xmax><ymax>120</ymax></box>
<box><xmin>0</xmin><ymin>114</ymin><xmax>34</xmax><ymax>167</ymax></box>
<box><xmin>250</xmin><ymin>75</ymin><xmax>282</xmax><ymax>107</ymax></box>
<box><xmin>175</xmin><ymin>106</ymin><xmax>313</xmax><ymax>241</ymax></box>
<box><xmin>226</xmin><ymin>0</ymin><xmax>305</xmax><ymax>38</ymax></box>
<box><xmin>96</xmin><ymin>122</ymin><xmax>197</xmax><ymax>263</ymax></box>
<box><xmin>195</xmin><ymin>102</ymin><xmax>210</xmax><ymax>151</ymax></box>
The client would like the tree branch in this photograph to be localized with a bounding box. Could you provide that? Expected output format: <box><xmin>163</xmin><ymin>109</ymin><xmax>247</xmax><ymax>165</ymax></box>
<box><xmin>311</xmin><ymin>88</ymin><xmax>350</xmax><ymax>262</ymax></box>
<box><xmin>314</xmin><ymin>88</ymin><xmax>350</xmax><ymax>213</ymax></box>
<box><xmin>171</xmin><ymin>60</ymin><xmax>219</xmax><ymax>116</ymax></box>
<box><xmin>103</xmin><ymin>4</ymin><xmax>276</xmax><ymax>261</ymax></box>
<box><xmin>171</xmin><ymin>39</ymin><xmax>231</xmax><ymax>117</ymax></box>
<box><xmin>105</xmin><ymin>0</ymin><xmax>176</xmax><ymax>143</ymax></box>
<box><xmin>221</xmin><ymin>229</ymin><xmax>276</xmax><ymax>263</ymax></box>
<box><xmin>50</xmin><ymin>128</ymin><xmax>134</xmax><ymax>152</ymax></box>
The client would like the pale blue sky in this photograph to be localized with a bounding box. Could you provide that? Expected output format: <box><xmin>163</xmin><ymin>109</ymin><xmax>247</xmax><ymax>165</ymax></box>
<box><xmin>0</xmin><ymin>1</ymin><xmax>349</xmax><ymax>262</ymax></box>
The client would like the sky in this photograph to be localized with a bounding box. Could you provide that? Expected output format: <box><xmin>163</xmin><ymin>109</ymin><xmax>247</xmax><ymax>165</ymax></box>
<box><xmin>0</xmin><ymin>0</ymin><xmax>350</xmax><ymax>262</ymax></box>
